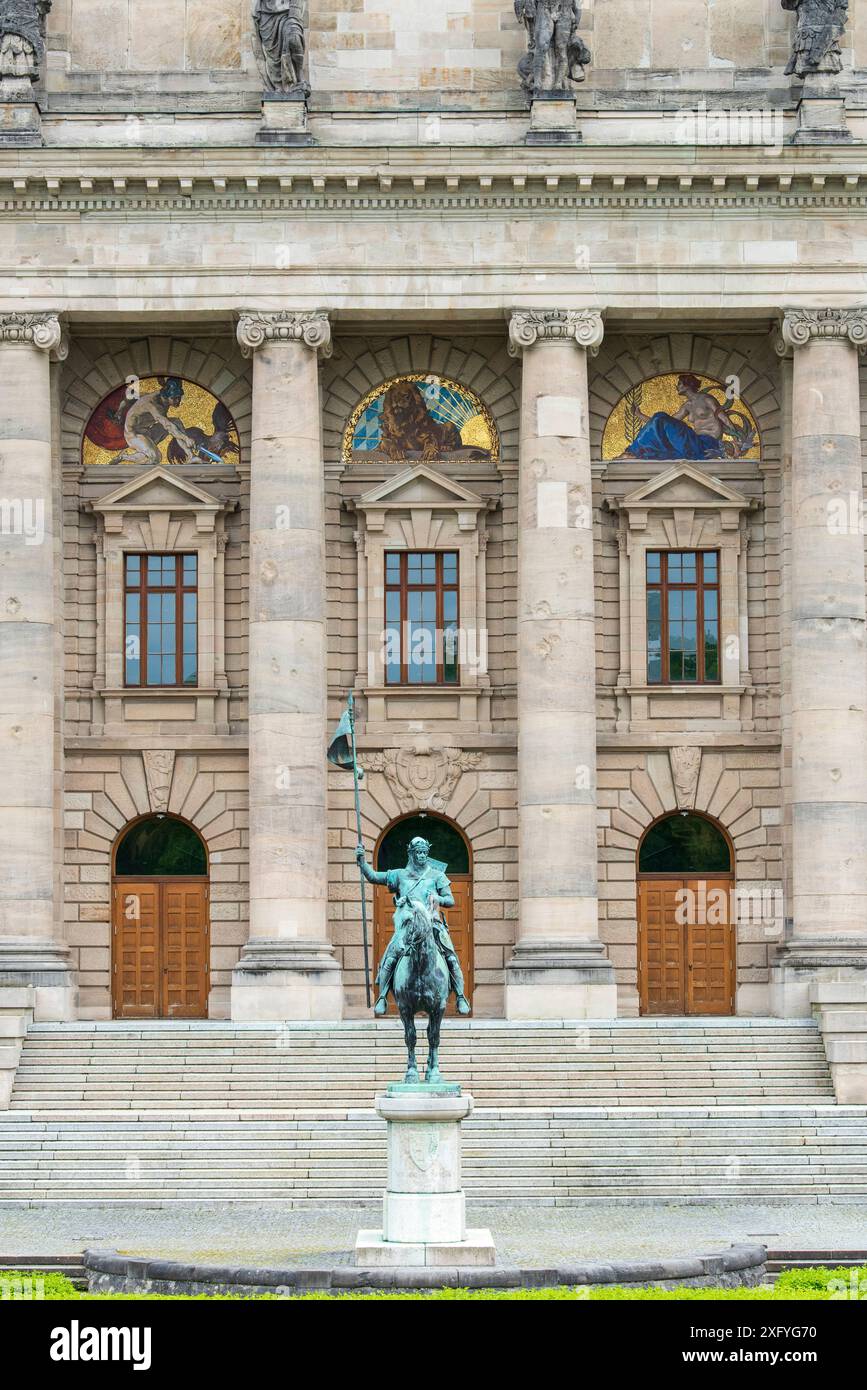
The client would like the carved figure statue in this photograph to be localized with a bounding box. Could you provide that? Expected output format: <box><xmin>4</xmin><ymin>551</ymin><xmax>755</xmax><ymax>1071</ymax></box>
<box><xmin>0</xmin><ymin>0</ymin><xmax>51</xmax><ymax>82</ymax></box>
<box><xmin>781</xmin><ymin>0</ymin><xmax>849</xmax><ymax>78</ymax></box>
<box><xmin>515</xmin><ymin>0</ymin><xmax>591</xmax><ymax>99</ymax></box>
<box><xmin>252</xmin><ymin>0</ymin><xmax>310</xmax><ymax>97</ymax></box>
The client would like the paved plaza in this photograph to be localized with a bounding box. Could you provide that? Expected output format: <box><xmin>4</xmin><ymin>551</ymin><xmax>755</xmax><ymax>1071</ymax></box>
<box><xmin>2</xmin><ymin>1202</ymin><xmax>865</xmax><ymax>1270</ymax></box>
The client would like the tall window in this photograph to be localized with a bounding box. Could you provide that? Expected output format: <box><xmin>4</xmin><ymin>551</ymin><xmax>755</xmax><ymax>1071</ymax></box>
<box><xmin>646</xmin><ymin>551</ymin><xmax>719</xmax><ymax>684</ymax></box>
<box><xmin>124</xmin><ymin>553</ymin><xmax>198</xmax><ymax>687</ymax></box>
<box><xmin>384</xmin><ymin>551</ymin><xmax>459</xmax><ymax>685</ymax></box>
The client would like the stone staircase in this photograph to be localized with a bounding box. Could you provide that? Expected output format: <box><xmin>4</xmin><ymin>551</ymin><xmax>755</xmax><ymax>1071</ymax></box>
<box><xmin>1</xmin><ymin>1018</ymin><xmax>864</xmax><ymax>1204</ymax></box>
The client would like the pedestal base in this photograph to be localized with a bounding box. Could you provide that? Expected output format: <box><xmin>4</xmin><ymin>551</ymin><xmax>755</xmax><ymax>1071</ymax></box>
<box><xmin>791</xmin><ymin>76</ymin><xmax>852</xmax><ymax>145</ymax></box>
<box><xmin>0</xmin><ymin>943</ymin><xmax>76</xmax><ymax>1020</ymax></box>
<box><xmin>257</xmin><ymin>92</ymin><xmax>313</xmax><ymax>146</ymax></box>
<box><xmin>527</xmin><ymin>93</ymin><xmax>581</xmax><ymax>145</ymax></box>
<box><xmin>505</xmin><ymin>940</ymin><xmax>617</xmax><ymax>1019</ymax></box>
<box><xmin>230</xmin><ymin>940</ymin><xmax>343</xmax><ymax>1020</ymax></box>
<box><xmin>770</xmin><ymin>939</ymin><xmax>867</xmax><ymax>1017</ymax></box>
<box><xmin>355</xmin><ymin>1229</ymin><xmax>496</xmax><ymax>1268</ymax></box>
<box><xmin>356</xmin><ymin>1088</ymin><xmax>496</xmax><ymax>1269</ymax></box>
<box><xmin>0</xmin><ymin>79</ymin><xmax>42</xmax><ymax>146</ymax></box>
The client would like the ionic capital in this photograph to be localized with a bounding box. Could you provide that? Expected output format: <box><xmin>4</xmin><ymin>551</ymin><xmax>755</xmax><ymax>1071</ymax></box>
<box><xmin>236</xmin><ymin>310</ymin><xmax>332</xmax><ymax>359</ymax></box>
<box><xmin>0</xmin><ymin>312</ymin><xmax>67</xmax><ymax>359</ymax></box>
<box><xmin>508</xmin><ymin>308</ymin><xmax>605</xmax><ymax>358</ymax></box>
<box><xmin>780</xmin><ymin>307</ymin><xmax>867</xmax><ymax>355</ymax></box>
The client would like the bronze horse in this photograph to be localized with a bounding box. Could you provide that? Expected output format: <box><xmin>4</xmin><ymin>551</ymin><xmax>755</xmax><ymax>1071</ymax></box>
<box><xmin>393</xmin><ymin>899</ymin><xmax>450</xmax><ymax>1084</ymax></box>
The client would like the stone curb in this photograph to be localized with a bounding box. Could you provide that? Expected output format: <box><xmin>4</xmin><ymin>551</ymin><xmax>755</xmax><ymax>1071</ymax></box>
<box><xmin>83</xmin><ymin>1243</ymin><xmax>766</xmax><ymax>1294</ymax></box>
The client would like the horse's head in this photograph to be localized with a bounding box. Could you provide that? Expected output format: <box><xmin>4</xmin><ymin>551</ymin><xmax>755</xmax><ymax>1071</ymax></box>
<box><xmin>403</xmin><ymin>900</ymin><xmax>435</xmax><ymax>957</ymax></box>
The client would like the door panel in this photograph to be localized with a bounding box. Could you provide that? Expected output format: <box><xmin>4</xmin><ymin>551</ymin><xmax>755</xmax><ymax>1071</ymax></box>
<box><xmin>113</xmin><ymin>882</ymin><xmax>161</xmax><ymax>1019</ymax></box>
<box><xmin>112</xmin><ymin>879</ymin><xmax>209</xmax><ymax>1019</ymax></box>
<box><xmin>373</xmin><ymin>875</ymin><xmax>474</xmax><ymax>1016</ymax></box>
<box><xmin>638</xmin><ymin>879</ymin><xmax>686</xmax><ymax>1016</ymax></box>
<box><xmin>163</xmin><ymin>882</ymin><xmax>209</xmax><ymax>1018</ymax></box>
<box><xmin>638</xmin><ymin>877</ymin><xmax>734</xmax><ymax>1016</ymax></box>
<box><xmin>686</xmin><ymin>878</ymin><xmax>734</xmax><ymax>1016</ymax></box>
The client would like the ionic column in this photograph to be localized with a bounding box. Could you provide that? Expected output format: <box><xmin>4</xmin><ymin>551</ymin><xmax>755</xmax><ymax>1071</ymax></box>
<box><xmin>505</xmin><ymin>309</ymin><xmax>616</xmax><ymax>1019</ymax></box>
<box><xmin>0</xmin><ymin>312</ymin><xmax>73</xmax><ymax>1018</ymax></box>
<box><xmin>231</xmin><ymin>311</ymin><xmax>342</xmax><ymax>1020</ymax></box>
<box><xmin>773</xmin><ymin>307</ymin><xmax>867</xmax><ymax>1019</ymax></box>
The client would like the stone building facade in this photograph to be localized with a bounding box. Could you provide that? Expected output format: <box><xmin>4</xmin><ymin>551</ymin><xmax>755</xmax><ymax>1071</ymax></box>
<box><xmin>1</xmin><ymin>2</ymin><xmax>866</xmax><ymax>1076</ymax></box>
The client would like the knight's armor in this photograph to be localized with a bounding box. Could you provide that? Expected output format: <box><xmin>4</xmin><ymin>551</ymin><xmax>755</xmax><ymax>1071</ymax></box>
<box><xmin>357</xmin><ymin>845</ymin><xmax>470</xmax><ymax>1014</ymax></box>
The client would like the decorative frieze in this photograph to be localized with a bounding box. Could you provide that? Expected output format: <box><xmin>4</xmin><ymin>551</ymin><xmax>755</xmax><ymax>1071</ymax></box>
<box><xmin>780</xmin><ymin>306</ymin><xmax>867</xmax><ymax>351</ymax></box>
<box><xmin>236</xmin><ymin>310</ymin><xmax>332</xmax><ymax>359</ymax></box>
<box><xmin>508</xmin><ymin>308</ymin><xmax>604</xmax><ymax>356</ymax></box>
<box><xmin>0</xmin><ymin>310</ymin><xmax>65</xmax><ymax>357</ymax></box>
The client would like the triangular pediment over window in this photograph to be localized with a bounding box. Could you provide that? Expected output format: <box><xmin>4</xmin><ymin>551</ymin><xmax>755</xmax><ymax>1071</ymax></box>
<box><xmin>91</xmin><ymin>466</ymin><xmax>225</xmax><ymax>515</ymax></box>
<box><xmin>619</xmin><ymin>464</ymin><xmax>752</xmax><ymax>511</ymax></box>
<box><xmin>356</xmin><ymin>464</ymin><xmax>486</xmax><ymax>510</ymax></box>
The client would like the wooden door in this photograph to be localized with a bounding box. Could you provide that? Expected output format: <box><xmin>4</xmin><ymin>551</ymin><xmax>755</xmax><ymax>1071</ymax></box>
<box><xmin>373</xmin><ymin>876</ymin><xmax>474</xmax><ymax>1016</ymax></box>
<box><xmin>112</xmin><ymin>879</ymin><xmax>209</xmax><ymax>1019</ymax></box>
<box><xmin>638</xmin><ymin>877</ymin><xmax>734</xmax><ymax>1017</ymax></box>
<box><xmin>686</xmin><ymin>878</ymin><xmax>735</xmax><ymax>1016</ymax></box>
<box><xmin>113</xmin><ymin>881</ymin><xmax>161</xmax><ymax>1019</ymax></box>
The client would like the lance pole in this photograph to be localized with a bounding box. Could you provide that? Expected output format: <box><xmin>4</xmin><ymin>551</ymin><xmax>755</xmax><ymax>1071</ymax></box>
<box><xmin>348</xmin><ymin>690</ymin><xmax>372</xmax><ymax>1008</ymax></box>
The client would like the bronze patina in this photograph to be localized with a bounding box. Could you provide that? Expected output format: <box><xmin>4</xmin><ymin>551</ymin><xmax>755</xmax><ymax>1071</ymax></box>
<box><xmin>356</xmin><ymin>836</ymin><xmax>471</xmax><ymax>1083</ymax></box>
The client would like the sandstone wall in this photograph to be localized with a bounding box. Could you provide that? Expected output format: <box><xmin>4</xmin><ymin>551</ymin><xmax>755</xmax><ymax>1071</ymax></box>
<box><xmin>43</xmin><ymin>0</ymin><xmax>864</xmax><ymax>92</ymax></box>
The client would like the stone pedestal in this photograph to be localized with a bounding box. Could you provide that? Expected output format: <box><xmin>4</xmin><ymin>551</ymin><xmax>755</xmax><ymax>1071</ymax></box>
<box><xmin>772</xmin><ymin>309</ymin><xmax>867</xmax><ymax>1037</ymax></box>
<box><xmin>257</xmin><ymin>92</ymin><xmax>313</xmax><ymax>147</ymax></box>
<box><xmin>0</xmin><ymin>77</ymin><xmax>41</xmax><ymax>146</ymax></box>
<box><xmin>355</xmin><ymin>1087</ymin><xmax>495</xmax><ymax>1268</ymax></box>
<box><xmin>0</xmin><ymin>313</ymin><xmax>74</xmax><ymax>1021</ymax></box>
<box><xmin>792</xmin><ymin>76</ymin><xmax>852</xmax><ymax>145</ymax></box>
<box><xmin>504</xmin><ymin>309</ymin><xmax>617</xmax><ymax>1021</ymax></box>
<box><xmin>231</xmin><ymin>311</ymin><xmax>342</xmax><ymax>1022</ymax></box>
<box><xmin>527</xmin><ymin>93</ymin><xmax>581</xmax><ymax>145</ymax></box>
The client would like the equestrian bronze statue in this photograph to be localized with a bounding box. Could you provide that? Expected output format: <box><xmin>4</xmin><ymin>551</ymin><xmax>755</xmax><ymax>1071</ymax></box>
<box><xmin>356</xmin><ymin>836</ymin><xmax>471</xmax><ymax>1083</ymax></box>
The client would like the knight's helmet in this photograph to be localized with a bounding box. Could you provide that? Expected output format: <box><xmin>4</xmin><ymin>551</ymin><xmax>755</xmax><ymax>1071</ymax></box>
<box><xmin>409</xmin><ymin>836</ymin><xmax>432</xmax><ymax>856</ymax></box>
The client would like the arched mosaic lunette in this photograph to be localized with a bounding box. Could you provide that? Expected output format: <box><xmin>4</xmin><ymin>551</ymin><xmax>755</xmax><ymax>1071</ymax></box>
<box><xmin>61</xmin><ymin>334</ymin><xmax>252</xmax><ymax>465</ymax></box>
<box><xmin>589</xmin><ymin>332</ymin><xmax>782</xmax><ymax>465</ymax></box>
<box><xmin>321</xmin><ymin>333</ymin><xmax>520</xmax><ymax>467</ymax></box>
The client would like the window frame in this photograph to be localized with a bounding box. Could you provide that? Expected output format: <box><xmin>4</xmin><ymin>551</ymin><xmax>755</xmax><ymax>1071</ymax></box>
<box><xmin>384</xmin><ymin>549</ymin><xmax>460</xmax><ymax>687</ymax></box>
<box><xmin>123</xmin><ymin>552</ymin><xmax>199</xmax><ymax>690</ymax></box>
<box><xmin>646</xmin><ymin>549</ymin><xmax>720</xmax><ymax>686</ymax></box>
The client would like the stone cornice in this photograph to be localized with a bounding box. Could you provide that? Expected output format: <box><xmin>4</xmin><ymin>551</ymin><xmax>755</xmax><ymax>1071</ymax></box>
<box><xmin>508</xmin><ymin>308</ymin><xmax>605</xmax><ymax>356</ymax></box>
<box><xmin>0</xmin><ymin>165</ymin><xmax>866</xmax><ymax>218</ymax></box>
<box><xmin>0</xmin><ymin>311</ymin><xmax>66</xmax><ymax>358</ymax></box>
<box><xmin>780</xmin><ymin>307</ymin><xmax>867</xmax><ymax>353</ymax></box>
<box><xmin>236</xmin><ymin>310</ymin><xmax>332</xmax><ymax>358</ymax></box>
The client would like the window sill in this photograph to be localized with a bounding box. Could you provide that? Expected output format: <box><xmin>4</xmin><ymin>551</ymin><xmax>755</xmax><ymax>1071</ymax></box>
<box><xmin>622</xmin><ymin>682</ymin><xmax>751</xmax><ymax>697</ymax></box>
<box><xmin>104</xmin><ymin>686</ymin><xmax>211</xmax><ymax>698</ymax></box>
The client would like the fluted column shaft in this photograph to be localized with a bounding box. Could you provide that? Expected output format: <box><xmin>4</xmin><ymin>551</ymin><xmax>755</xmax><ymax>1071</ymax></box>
<box><xmin>231</xmin><ymin>311</ymin><xmax>341</xmax><ymax>1020</ymax></box>
<box><xmin>505</xmin><ymin>309</ymin><xmax>616</xmax><ymax>1020</ymax></box>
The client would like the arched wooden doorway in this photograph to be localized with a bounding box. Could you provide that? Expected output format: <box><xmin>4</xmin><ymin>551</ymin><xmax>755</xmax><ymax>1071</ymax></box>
<box><xmin>637</xmin><ymin>812</ymin><xmax>735</xmax><ymax>1016</ymax></box>
<box><xmin>112</xmin><ymin>815</ymin><xmax>210</xmax><ymax>1019</ymax></box>
<box><xmin>372</xmin><ymin>813</ymin><xmax>473</xmax><ymax>1017</ymax></box>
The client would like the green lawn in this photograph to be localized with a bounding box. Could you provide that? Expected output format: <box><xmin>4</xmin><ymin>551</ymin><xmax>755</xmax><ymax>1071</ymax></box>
<box><xmin>1</xmin><ymin>1266</ymin><xmax>864</xmax><ymax>1302</ymax></box>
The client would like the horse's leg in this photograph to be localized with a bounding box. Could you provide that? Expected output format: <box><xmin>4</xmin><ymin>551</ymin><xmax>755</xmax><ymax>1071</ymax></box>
<box><xmin>402</xmin><ymin>1004</ymin><xmax>419</xmax><ymax>1084</ymax></box>
<box><xmin>426</xmin><ymin>1006</ymin><xmax>444</xmax><ymax>1084</ymax></box>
